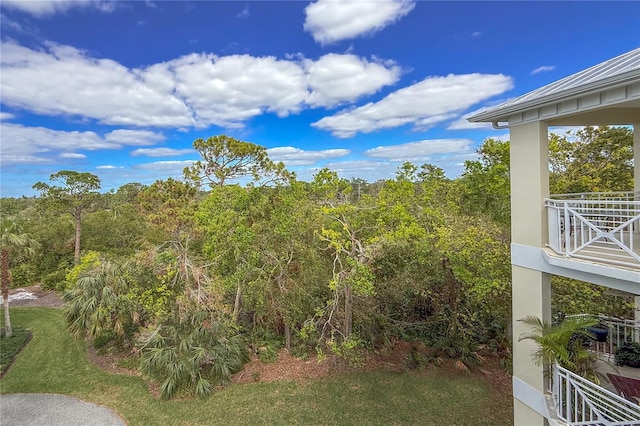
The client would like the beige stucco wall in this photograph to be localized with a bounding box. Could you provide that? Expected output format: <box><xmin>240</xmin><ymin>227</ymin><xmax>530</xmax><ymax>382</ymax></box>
<box><xmin>510</xmin><ymin>121</ymin><xmax>551</xmax><ymax>425</ymax></box>
<box><xmin>634</xmin><ymin>124</ymin><xmax>639</xmax><ymax>195</ymax></box>
<box><xmin>635</xmin><ymin>125</ymin><xmax>639</xmax><ymax>325</ymax></box>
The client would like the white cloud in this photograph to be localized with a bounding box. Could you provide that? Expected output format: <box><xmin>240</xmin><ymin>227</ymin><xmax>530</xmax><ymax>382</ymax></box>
<box><xmin>96</xmin><ymin>165</ymin><xmax>122</xmax><ymax>169</ymax></box>
<box><xmin>135</xmin><ymin>160</ymin><xmax>196</xmax><ymax>175</ymax></box>
<box><xmin>1</xmin><ymin>40</ymin><xmax>194</xmax><ymax>127</ymax></box>
<box><xmin>313</xmin><ymin>73</ymin><xmax>514</xmax><ymax>137</ymax></box>
<box><xmin>365</xmin><ymin>139</ymin><xmax>475</xmax><ymax>162</ymax></box>
<box><xmin>59</xmin><ymin>152</ymin><xmax>87</xmax><ymax>159</ymax></box>
<box><xmin>304</xmin><ymin>54</ymin><xmax>401</xmax><ymax>107</ymax></box>
<box><xmin>0</xmin><ymin>13</ymin><xmax>27</xmax><ymax>33</ymax></box>
<box><xmin>168</xmin><ymin>53</ymin><xmax>309</xmax><ymax>127</ymax></box>
<box><xmin>549</xmin><ymin>126</ymin><xmax>584</xmax><ymax>141</ymax></box>
<box><xmin>267</xmin><ymin>146</ymin><xmax>350</xmax><ymax>166</ymax></box>
<box><xmin>304</xmin><ymin>0</ymin><xmax>415</xmax><ymax>44</ymax></box>
<box><xmin>0</xmin><ymin>112</ymin><xmax>15</xmax><ymax>121</ymax></box>
<box><xmin>105</xmin><ymin>129</ymin><xmax>165</xmax><ymax>146</ymax></box>
<box><xmin>131</xmin><ymin>148</ymin><xmax>193</xmax><ymax>157</ymax></box>
<box><xmin>492</xmin><ymin>133</ymin><xmax>511</xmax><ymax>142</ymax></box>
<box><xmin>448</xmin><ymin>107</ymin><xmax>495</xmax><ymax>130</ymax></box>
<box><xmin>0</xmin><ymin>122</ymin><xmax>167</xmax><ymax>165</ymax></box>
<box><xmin>0</xmin><ymin>0</ymin><xmax>116</xmax><ymax>17</ymax></box>
<box><xmin>0</xmin><ymin>122</ymin><xmax>114</xmax><ymax>165</ymax></box>
<box><xmin>531</xmin><ymin>65</ymin><xmax>556</xmax><ymax>75</ymax></box>
<box><xmin>314</xmin><ymin>159</ymin><xmax>399</xmax><ymax>182</ymax></box>
<box><xmin>1</xmin><ymin>40</ymin><xmax>400</xmax><ymax>129</ymax></box>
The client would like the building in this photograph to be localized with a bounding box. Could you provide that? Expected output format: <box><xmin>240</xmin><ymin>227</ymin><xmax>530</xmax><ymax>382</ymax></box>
<box><xmin>468</xmin><ymin>48</ymin><xmax>640</xmax><ymax>425</ymax></box>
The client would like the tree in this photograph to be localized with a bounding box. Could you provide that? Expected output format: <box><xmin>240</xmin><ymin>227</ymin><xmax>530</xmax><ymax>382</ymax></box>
<box><xmin>33</xmin><ymin>171</ymin><xmax>101</xmax><ymax>264</ymax></box>
<box><xmin>137</xmin><ymin>178</ymin><xmax>198</xmax><ymax>243</ymax></box>
<box><xmin>518</xmin><ymin>315</ymin><xmax>599</xmax><ymax>381</ymax></box>
<box><xmin>1</xmin><ymin>218</ymin><xmax>39</xmax><ymax>337</ymax></box>
<box><xmin>312</xmin><ymin>169</ymin><xmax>377</xmax><ymax>341</ymax></box>
<box><xmin>549</xmin><ymin>126</ymin><xmax>633</xmax><ymax>194</ymax></box>
<box><xmin>64</xmin><ymin>261</ymin><xmax>143</xmax><ymax>345</ymax></box>
<box><xmin>183</xmin><ymin>135</ymin><xmax>291</xmax><ymax>188</ymax></box>
<box><xmin>460</xmin><ymin>138</ymin><xmax>511</xmax><ymax>225</ymax></box>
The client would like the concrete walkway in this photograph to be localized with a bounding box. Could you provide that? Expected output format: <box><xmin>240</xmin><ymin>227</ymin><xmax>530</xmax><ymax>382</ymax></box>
<box><xmin>0</xmin><ymin>393</ymin><xmax>126</xmax><ymax>426</ymax></box>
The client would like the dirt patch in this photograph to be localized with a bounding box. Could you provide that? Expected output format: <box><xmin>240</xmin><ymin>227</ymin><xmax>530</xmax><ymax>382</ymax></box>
<box><xmin>232</xmin><ymin>341</ymin><xmax>512</xmax><ymax>393</ymax></box>
<box><xmin>3</xmin><ymin>284</ymin><xmax>65</xmax><ymax>308</ymax></box>
<box><xmin>233</xmin><ymin>349</ymin><xmax>350</xmax><ymax>384</ymax></box>
<box><xmin>86</xmin><ymin>345</ymin><xmax>139</xmax><ymax>377</ymax></box>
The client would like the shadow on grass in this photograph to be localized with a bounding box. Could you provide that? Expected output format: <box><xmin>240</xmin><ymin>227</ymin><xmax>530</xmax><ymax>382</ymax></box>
<box><xmin>0</xmin><ymin>327</ymin><xmax>32</xmax><ymax>378</ymax></box>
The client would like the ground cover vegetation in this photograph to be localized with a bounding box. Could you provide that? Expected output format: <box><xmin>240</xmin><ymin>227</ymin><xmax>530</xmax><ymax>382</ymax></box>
<box><xmin>1</xmin><ymin>308</ymin><xmax>514</xmax><ymax>425</ymax></box>
<box><xmin>0</xmin><ymin>128</ymin><xmax>634</xmax><ymax>399</ymax></box>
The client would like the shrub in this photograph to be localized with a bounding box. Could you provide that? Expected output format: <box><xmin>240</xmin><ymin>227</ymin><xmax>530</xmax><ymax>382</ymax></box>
<box><xmin>41</xmin><ymin>269</ymin><xmax>67</xmax><ymax>291</ymax></box>
<box><xmin>614</xmin><ymin>341</ymin><xmax>640</xmax><ymax>368</ymax></box>
<box><xmin>248</xmin><ymin>328</ymin><xmax>281</xmax><ymax>363</ymax></box>
<box><xmin>139</xmin><ymin>309</ymin><xmax>248</xmax><ymax>399</ymax></box>
<box><xmin>10</xmin><ymin>263</ymin><xmax>38</xmax><ymax>288</ymax></box>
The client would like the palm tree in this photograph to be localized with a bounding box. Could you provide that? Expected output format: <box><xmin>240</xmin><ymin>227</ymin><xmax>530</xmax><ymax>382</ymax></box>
<box><xmin>518</xmin><ymin>315</ymin><xmax>600</xmax><ymax>381</ymax></box>
<box><xmin>64</xmin><ymin>261</ymin><xmax>141</xmax><ymax>346</ymax></box>
<box><xmin>1</xmin><ymin>219</ymin><xmax>40</xmax><ymax>337</ymax></box>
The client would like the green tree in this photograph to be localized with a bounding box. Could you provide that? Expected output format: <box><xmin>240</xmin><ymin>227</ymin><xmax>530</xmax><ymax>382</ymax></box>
<box><xmin>64</xmin><ymin>260</ymin><xmax>144</xmax><ymax>347</ymax></box>
<box><xmin>184</xmin><ymin>135</ymin><xmax>291</xmax><ymax>188</ymax></box>
<box><xmin>549</xmin><ymin>126</ymin><xmax>633</xmax><ymax>194</ymax></box>
<box><xmin>312</xmin><ymin>169</ymin><xmax>377</xmax><ymax>341</ymax></box>
<box><xmin>460</xmin><ymin>139</ymin><xmax>511</xmax><ymax>225</ymax></box>
<box><xmin>1</xmin><ymin>218</ymin><xmax>40</xmax><ymax>337</ymax></box>
<box><xmin>137</xmin><ymin>178</ymin><xmax>198</xmax><ymax>243</ymax></box>
<box><xmin>518</xmin><ymin>315</ymin><xmax>599</xmax><ymax>381</ymax></box>
<box><xmin>33</xmin><ymin>171</ymin><xmax>101</xmax><ymax>264</ymax></box>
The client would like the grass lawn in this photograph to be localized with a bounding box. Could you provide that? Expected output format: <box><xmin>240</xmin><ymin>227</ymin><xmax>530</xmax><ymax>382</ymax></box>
<box><xmin>1</xmin><ymin>308</ymin><xmax>513</xmax><ymax>425</ymax></box>
<box><xmin>0</xmin><ymin>327</ymin><xmax>31</xmax><ymax>376</ymax></box>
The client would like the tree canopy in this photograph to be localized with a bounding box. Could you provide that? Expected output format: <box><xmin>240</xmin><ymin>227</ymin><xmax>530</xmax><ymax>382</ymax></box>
<box><xmin>2</xmin><ymin>130</ymin><xmax>633</xmax><ymax>397</ymax></box>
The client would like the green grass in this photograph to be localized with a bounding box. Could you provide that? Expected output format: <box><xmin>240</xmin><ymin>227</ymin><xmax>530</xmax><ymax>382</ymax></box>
<box><xmin>1</xmin><ymin>308</ymin><xmax>513</xmax><ymax>425</ymax></box>
<box><xmin>0</xmin><ymin>327</ymin><xmax>31</xmax><ymax>375</ymax></box>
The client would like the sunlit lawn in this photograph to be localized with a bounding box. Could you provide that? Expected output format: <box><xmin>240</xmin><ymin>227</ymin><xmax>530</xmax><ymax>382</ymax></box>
<box><xmin>1</xmin><ymin>308</ymin><xmax>513</xmax><ymax>425</ymax></box>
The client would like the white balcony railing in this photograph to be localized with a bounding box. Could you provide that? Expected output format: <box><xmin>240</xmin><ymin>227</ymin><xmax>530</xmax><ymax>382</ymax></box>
<box><xmin>546</xmin><ymin>192</ymin><xmax>640</xmax><ymax>269</ymax></box>
<box><xmin>552</xmin><ymin>364</ymin><xmax>640</xmax><ymax>426</ymax></box>
<box><xmin>566</xmin><ymin>314</ymin><xmax>640</xmax><ymax>360</ymax></box>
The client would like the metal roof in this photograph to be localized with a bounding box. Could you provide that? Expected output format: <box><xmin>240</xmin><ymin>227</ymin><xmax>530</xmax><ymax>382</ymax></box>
<box><xmin>468</xmin><ymin>48</ymin><xmax>640</xmax><ymax>123</ymax></box>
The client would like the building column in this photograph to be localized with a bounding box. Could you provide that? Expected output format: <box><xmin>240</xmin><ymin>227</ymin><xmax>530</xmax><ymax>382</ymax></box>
<box><xmin>510</xmin><ymin>121</ymin><xmax>551</xmax><ymax>425</ymax></box>
<box><xmin>634</xmin><ymin>124</ymin><xmax>639</xmax><ymax>193</ymax></box>
<box><xmin>633</xmin><ymin>125</ymin><xmax>640</xmax><ymax>329</ymax></box>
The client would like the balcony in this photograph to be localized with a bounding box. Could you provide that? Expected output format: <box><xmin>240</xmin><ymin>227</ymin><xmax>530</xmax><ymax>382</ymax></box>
<box><xmin>551</xmin><ymin>364</ymin><xmax>640</xmax><ymax>426</ymax></box>
<box><xmin>546</xmin><ymin>192</ymin><xmax>640</xmax><ymax>270</ymax></box>
<box><xmin>548</xmin><ymin>315</ymin><xmax>640</xmax><ymax>426</ymax></box>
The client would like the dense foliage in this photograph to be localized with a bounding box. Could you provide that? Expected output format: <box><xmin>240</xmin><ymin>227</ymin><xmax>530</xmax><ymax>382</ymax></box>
<box><xmin>1</xmin><ymin>128</ymin><xmax>634</xmax><ymax>397</ymax></box>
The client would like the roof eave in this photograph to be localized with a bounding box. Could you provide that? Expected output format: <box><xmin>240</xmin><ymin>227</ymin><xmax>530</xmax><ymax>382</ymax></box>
<box><xmin>467</xmin><ymin>68</ymin><xmax>640</xmax><ymax>123</ymax></box>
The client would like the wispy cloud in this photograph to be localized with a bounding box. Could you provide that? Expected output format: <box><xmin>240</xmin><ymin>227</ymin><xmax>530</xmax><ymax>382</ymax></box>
<box><xmin>59</xmin><ymin>152</ymin><xmax>87</xmax><ymax>159</ymax></box>
<box><xmin>0</xmin><ymin>122</ymin><xmax>163</xmax><ymax>166</ymax></box>
<box><xmin>531</xmin><ymin>65</ymin><xmax>555</xmax><ymax>75</ymax></box>
<box><xmin>313</xmin><ymin>73</ymin><xmax>513</xmax><ymax>137</ymax></box>
<box><xmin>131</xmin><ymin>147</ymin><xmax>193</xmax><ymax>157</ymax></box>
<box><xmin>364</xmin><ymin>139</ymin><xmax>475</xmax><ymax>162</ymax></box>
<box><xmin>237</xmin><ymin>4</ymin><xmax>249</xmax><ymax>19</ymax></box>
<box><xmin>267</xmin><ymin>147</ymin><xmax>350</xmax><ymax>166</ymax></box>
<box><xmin>1</xmin><ymin>0</ymin><xmax>117</xmax><ymax>17</ymax></box>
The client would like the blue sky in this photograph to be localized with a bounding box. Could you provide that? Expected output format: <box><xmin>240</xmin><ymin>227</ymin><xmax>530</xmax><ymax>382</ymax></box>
<box><xmin>1</xmin><ymin>0</ymin><xmax>639</xmax><ymax>197</ymax></box>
